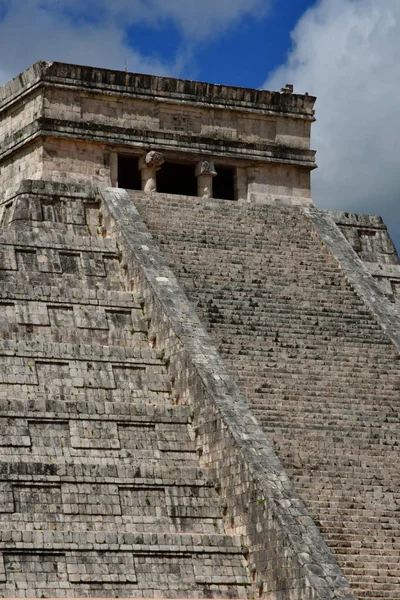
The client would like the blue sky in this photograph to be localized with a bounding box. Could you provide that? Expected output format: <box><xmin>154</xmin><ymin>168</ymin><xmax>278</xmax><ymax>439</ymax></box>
<box><xmin>1</xmin><ymin>0</ymin><xmax>400</xmax><ymax>250</ymax></box>
<box><xmin>123</xmin><ymin>0</ymin><xmax>315</xmax><ymax>88</ymax></box>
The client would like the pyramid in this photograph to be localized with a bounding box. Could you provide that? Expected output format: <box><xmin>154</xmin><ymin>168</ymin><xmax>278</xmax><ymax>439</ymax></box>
<box><xmin>0</xmin><ymin>62</ymin><xmax>399</xmax><ymax>600</ymax></box>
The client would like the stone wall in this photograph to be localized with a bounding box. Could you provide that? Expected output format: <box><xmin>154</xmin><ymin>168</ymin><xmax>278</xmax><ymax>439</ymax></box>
<box><xmin>42</xmin><ymin>86</ymin><xmax>311</xmax><ymax>151</ymax></box>
<box><xmin>247</xmin><ymin>163</ymin><xmax>311</xmax><ymax>205</ymax></box>
<box><xmin>0</xmin><ymin>180</ymin><xmax>253</xmax><ymax>598</ymax></box>
<box><xmin>328</xmin><ymin>210</ymin><xmax>400</xmax><ymax>304</ymax></box>
<box><xmin>42</xmin><ymin>139</ymin><xmax>111</xmax><ymax>187</ymax></box>
<box><xmin>0</xmin><ymin>89</ymin><xmax>42</xmax><ymax>147</ymax></box>
<box><xmin>0</xmin><ymin>142</ymin><xmax>43</xmax><ymax>196</ymax></box>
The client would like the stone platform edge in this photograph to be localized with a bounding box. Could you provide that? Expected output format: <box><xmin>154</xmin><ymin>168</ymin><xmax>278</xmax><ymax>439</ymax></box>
<box><xmin>304</xmin><ymin>207</ymin><xmax>400</xmax><ymax>351</ymax></box>
<box><xmin>99</xmin><ymin>186</ymin><xmax>356</xmax><ymax>600</ymax></box>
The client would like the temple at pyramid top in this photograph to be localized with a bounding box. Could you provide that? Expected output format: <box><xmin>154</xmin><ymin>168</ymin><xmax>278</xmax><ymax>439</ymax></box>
<box><xmin>0</xmin><ymin>61</ymin><xmax>316</xmax><ymax>204</ymax></box>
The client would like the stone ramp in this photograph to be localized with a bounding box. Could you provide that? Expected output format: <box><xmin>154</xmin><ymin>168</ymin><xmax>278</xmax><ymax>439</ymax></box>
<box><xmin>132</xmin><ymin>191</ymin><xmax>400</xmax><ymax>600</ymax></box>
<box><xmin>0</xmin><ymin>184</ymin><xmax>251</xmax><ymax>598</ymax></box>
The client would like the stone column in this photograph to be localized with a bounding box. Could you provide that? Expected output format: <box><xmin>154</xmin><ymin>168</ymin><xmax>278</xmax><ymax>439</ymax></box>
<box><xmin>139</xmin><ymin>151</ymin><xmax>165</xmax><ymax>193</ymax></box>
<box><xmin>235</xmin><ymin>167</ymin><xmax>247</xmax><ymax>201</ymax></box>
<box><xmin>195</xmin><ymin>160</ymin><xmax>217</xmax><ymax>198</ymax></box>
<box><xmin>109</xmin><ymin>151</ymin><xmax>118</xmax><ymax>187</ymax></box>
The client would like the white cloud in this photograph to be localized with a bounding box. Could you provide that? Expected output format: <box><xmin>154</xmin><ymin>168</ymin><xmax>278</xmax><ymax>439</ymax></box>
<box><xmin>138</xmin><ymin>0</ymin><xmax>268</xmax><ymax>39</ymax></box>
<box><xmin>0</xmin><ymin>1</ymin><xmax>171</xmax><ymax>86</ymax></box>
<box><xmin>265</xmin><ymin>0</ymin><xmax>400</xmax><ymax>246</ymax></box>
<box><xmin>0</xmin><ymin>0</ymin><xmax>269</xmax><ymax>85</ymax></box>
<box><xmin>41</xmin><ymin>0</ymin><xmax>268</xmax><ymax>39</ymax></box>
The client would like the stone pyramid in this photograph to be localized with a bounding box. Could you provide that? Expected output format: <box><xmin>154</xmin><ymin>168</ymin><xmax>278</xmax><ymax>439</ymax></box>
<box><xmin>0</xmin><ymin>62</ymin><xmax>399</xmax><ymax>600</ymax></box>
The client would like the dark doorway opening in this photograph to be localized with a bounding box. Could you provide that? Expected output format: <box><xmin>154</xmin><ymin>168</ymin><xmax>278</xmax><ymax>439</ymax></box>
<box><xmin>157</xmin><ymin>162</ymin><xmax>197</xmax><ymax>197</ymax></box>
<box><xmin>118</xmin><ymin>156</ymin><xmax>141</xmax><ymax>190</ymax></box>
<box><xmin>214</xmin><ymin>167</ymin><xmax>235</xmax><ymax>200</ymax></box>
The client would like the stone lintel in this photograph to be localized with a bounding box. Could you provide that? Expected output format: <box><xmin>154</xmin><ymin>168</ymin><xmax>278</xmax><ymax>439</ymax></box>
<box><xmin>0</xmin><ymin>120</ymin><xmax>317</xmax><ymax>168</ymax></box>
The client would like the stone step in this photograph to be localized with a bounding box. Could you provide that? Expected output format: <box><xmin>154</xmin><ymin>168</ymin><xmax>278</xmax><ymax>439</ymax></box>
<box><xmin>132</xmin><ymin>193</ymin><xmax>400</xmax><ymax>599</ymax></box>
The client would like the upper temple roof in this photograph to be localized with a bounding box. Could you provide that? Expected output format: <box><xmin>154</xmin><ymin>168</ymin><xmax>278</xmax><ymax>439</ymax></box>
<box><xmin>0</xmin><ymin>61</ymin><xmax>316</xmax><ymax>119</ymax></box>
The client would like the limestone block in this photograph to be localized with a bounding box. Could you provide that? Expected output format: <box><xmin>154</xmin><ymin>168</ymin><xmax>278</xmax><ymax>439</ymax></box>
<box><xmin>0</xmin><ymin>202</ymin><xmax>14</xmax><ymax>229</ymax></box>
<box><xmin>156</xmin><ymin>423</ymin><xmax>195</xmax><ymax>452</ymax></box>
<box><xmin>13</xmin><ymin>484</ymin><xmax>62</xmax><ymax>514</ymax></box>
<box><xmin>0</xmin><ymin>246</ymin><xmax>17</xmax><ymax>270</ymax></box>
<box><xmin>59</xmin><ymin>251</ymin><xmax>81</xmax><ymax>275</ymax></box>
<box><xmin>15</xmin><ymin>301</ymin><xmax>50</xmax><ymax>326</ymax></box>
<box><xmin>134</xmin><ymin>555</ymin><xmax>196</xmax><ymax>589</ymax></box>
<box><xmin>73</xmin><ymin>305</ymin><xmax>108</xmax><ymax>329</ymax></box>
<box><xmin>118</xmin><ymin>423</ymin><xmax>158</xmax><ymax>454</ymax></box>
<box><xmin>0</xmin><ymin>303</ymin><xmax>17</xmax><ymax>327</ymax></box>
<box><xmin>194</xmin><ymin>554</ymin><xmax>250</xmax><ymax>585</ymax></box>
<box><xmin>69</xmin><ymin>419</ymin><xmax>120</xmax><ymax>449</ymax></box>
<box><xmin>0</xmin><ymin>554</ymin><xmax>7</xmax><ymax>583</ymax></box>
<box><xmin>165</xmin><ymin>485</ymin><xmax>221</xmax><ymax>519</ymax></box>
<box><xmin>48</xmin><ymin>305</ymin><xmax>75</xmax><ymax>328</ymax></box>
<box><xmin>276</xmin><ymin>115</ymin><xmax>311</xmax><ymax>149</ymax></box>
<box><xmin>15</xmin><ymin>248</ymin><xmax>38</xmax><ymax>272</ymax></box>
<box><xmin>61</xmin><ymin>483</ymin><xmax>121</xmax><ymax>515</ymax></box>
<box><xmin>81</xmin><ymin>251</ymin><xmax>106</xmax><ymax>277</ymax></box>
<box><xmin>38</xmin><ymin>249</ymin><xmax>63</xmax><ymax>274</ymax></box>
<box><xmin>119</xmin><ymin>486</ymin><xmax>167</xmax><ymax>517</ymax></box>
<box><xmin>0</xmin><ymin>483</ymin><xmax>15</xmax><ymax>513</ymax></box>
<box><xmin>238</xmin><ymin>115</ymin><xmax>276</xmax><ymax>143</ymax></box>
<box><xmin>66</xmin><ymin>551</ymin><xmax>137</xmax><ymax>583</ymax></box>
<box><xmin>0</xmin><ymin>358</ymin><xmax>38</xmax><ymax>385</ymax></box>
<box><xmin>106</xmin><ymin>308</ymin><xmax>147</xmax><ymax>333</ymax></box>
<box><xmin>3</xmin><ymin>553</ymin><xmax>68</xmax><ymax>588</ymax></box>
<box><xmin>0</xmin><ymin>418</ymin><xmax>31</xmax><ymax>447</ymax></box>
<box><xmin>35</xmin><ymin>361</ymin><xmax>73</xmax><ymax>388</ymax></box>
<box><xmin>29</xmin><ymin>421</ymin><xmax>70</xmax><ymax>454</ymax></box>
<box><xmin>144</xmin><ymin>364</ymin><xmax>172</xmax><ymax>393</ymax></box>
<box><xmin>112</xmin><ymin>365</ymin><xmax>145</xmax><ymax>391</ymax></box>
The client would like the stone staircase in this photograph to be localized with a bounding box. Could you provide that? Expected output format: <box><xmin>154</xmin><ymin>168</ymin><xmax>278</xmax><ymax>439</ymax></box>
<box><xmin>133</xmin><ymin>191</ymin><xmax>400</xmax><ymax>600</ymax></box>
<box><xmin>0</xmin><ymin>184</ymin><xmax>251</xmax><ymax>598</ymax></box>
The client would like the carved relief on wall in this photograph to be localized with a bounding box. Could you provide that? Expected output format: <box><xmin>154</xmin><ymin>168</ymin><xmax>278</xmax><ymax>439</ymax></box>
<box><xmin>159</xmin><ymin>108</ymin><xmax>202</xmax><ymax>133</ymax></box>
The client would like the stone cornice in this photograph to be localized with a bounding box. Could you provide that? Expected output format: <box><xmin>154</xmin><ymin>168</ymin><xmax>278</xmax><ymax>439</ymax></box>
<box><xmin>0</xmin><ymin>61</ymin><xmax>316</xmax><ymax>120</ymax></box>
<box><xmin>0</xmin><ymin>118</ymin><xmax>317</xmax><ymax>169</ymax></box>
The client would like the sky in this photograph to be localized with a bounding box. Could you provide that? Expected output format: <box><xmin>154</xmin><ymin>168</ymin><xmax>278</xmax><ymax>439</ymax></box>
<box><xmin>1</xmin><ymin>0</ymin><xmax>400</xmax><ymax>250</ymax></box>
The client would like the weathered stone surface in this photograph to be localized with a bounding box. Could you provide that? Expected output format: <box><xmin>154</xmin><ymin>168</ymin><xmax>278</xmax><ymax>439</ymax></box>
<box><xmin>0</xmin><ymin>181</ymin><xmax>252</xmax><ymax>598</ymax></box>
<box><xmin>328</xmin><ymin>210</ymin><xmax>400</xmax><ymax>306</ymax></box>
<box><xmin>1</xmin><ymin>62</ymin><xmax>400</xmax><ymax>600</ymax></box>
<box><xmin>132</xmin><ymin>189</ymin><xmax>400</xmax><ymax>600</ymax></box>
<box><xmin>101</xmin><ymin>187</ymin><xmax>356</xmax><ymax>600</ymax></box>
